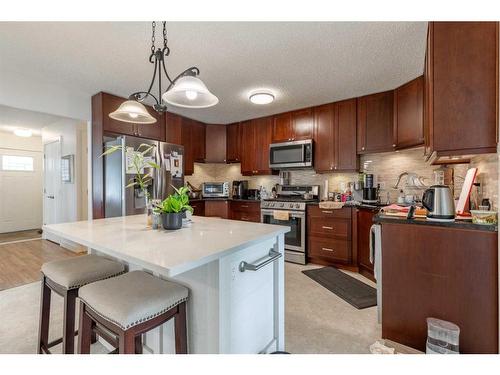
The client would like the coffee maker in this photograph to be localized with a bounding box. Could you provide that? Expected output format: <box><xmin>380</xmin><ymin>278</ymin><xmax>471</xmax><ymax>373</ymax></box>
<box><xmin>362</xmin><ymin>173</ymin><xmax>378</xmax><ymax>203</ymax></box>
<box><xmin>232</xmin><ymin>180</ymin><xmax>249</xmax><ymax>199</ymax></box>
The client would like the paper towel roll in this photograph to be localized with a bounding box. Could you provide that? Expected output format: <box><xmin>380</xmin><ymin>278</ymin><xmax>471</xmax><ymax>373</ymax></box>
<box><xmin>323</xmin><ymin>180</ymin><xmax>329</xmax><ymax>200</ymax></box>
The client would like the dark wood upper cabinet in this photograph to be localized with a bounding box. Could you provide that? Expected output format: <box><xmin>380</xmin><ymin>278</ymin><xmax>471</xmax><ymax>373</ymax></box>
<box><xmin>272</xmin><ymin>112</ymin><xmax>293</xmax><ymax>142</ymax></box>
<box><xmin>334</xmin><ymin>98</ymin><xmax>358</xmax><ymax>171</ymax></box>
<box><xmin>292</xmin><ymin>108</ymin><xmax>314</xmax><ymax>140</ymax></box>
<box><xmin>313</xmin><ymin>103</ymin><xmax>335</xmax><ymax>172</ymax></box>
<box><xmin>240</xmin><ymin>120</ymin><xmax>255</xmax><ymax>175</ymax></box>
<box><xmin>314</xmin><ymin>99</ymin><xmax>358</xmax><ymax>173</ymax></box>
<box><xmin>165</xmin><ymin>111</ymin><xmax>182</xmax><ymax>145</ymax></box>
<box><xmin>226</xmin><ymin>122</ymin><xmax>241</xmax><ymax>163</ymax></box>
<box><xmin>181</xmin><ymin>118</ymin><xmax>194</xmax><ymax>175</ymax></box>
<box><xmin>191</xmin><ymin>120</ymin><xmax>206</xmax><ymax>163</ymax></box>
<box><xmin>426</xmin><ymin>22</ymin><xmax>498</xmax><ymax>157</ymax></box>
<box><xmin>272</xmin><ymin>109</ymin><xmax>313</xmax><ymax>143</ymax></box>
<box><xmin>394</xmin><ymin>76</ymin><xmax>424</xmax><ymax>150</ymax></box>
<box><xmin>357</xmin><ymin>90</ymin><xmax>395</xmax><ymax>154</ymax></box>
<box><xmin>253</xmin><ymin>116</ymin><xmax>273</xmax><ymax>174</ymax></box>
<box><xmin>240</xmin><ymin>117</ymin><xmax>273</xmax><ymax>175</ymax></box>
<box><xmin>205</xmin><ymin>124</ymin><xmax>227</xmax><ymax>163</ymax></box>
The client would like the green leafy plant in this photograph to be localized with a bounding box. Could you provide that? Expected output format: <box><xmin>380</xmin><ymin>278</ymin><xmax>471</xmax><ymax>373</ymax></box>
<box><xmin>101</xmin><ymin>143</ymin><xmax>160</xmax><ymax>201</ymax></box>
<box><xmin>159</xmin><ymin>186</ymin><xmax>193</xmax><ymax>214</ymax></box>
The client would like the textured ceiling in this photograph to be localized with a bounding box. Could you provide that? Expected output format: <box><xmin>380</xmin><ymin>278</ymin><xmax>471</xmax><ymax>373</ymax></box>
<box><xmin>0</xmin><ymin>22</ymin><xmax>428</xmax><ymax>124</ymax></box>
<box><xmin>0</xmin><ymin>104</ymin><xmax>63</xmax><ymax>135</ymax></box>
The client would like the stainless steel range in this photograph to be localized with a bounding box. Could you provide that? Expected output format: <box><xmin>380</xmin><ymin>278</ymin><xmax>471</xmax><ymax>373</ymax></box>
<box><xmin>261</xmin><ymin>185</ymin><xmax>319</xmax><ymax>264</ymax></box>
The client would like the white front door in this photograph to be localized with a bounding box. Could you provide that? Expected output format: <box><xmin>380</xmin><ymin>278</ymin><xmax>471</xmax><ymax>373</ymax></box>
<box><xmin>43</xmin><ymin>140</ymin><xmax>60</xmax><ymax>226</ymax></box>
<box><xmin>0</xmin><ymin>150</ymin><xmax>43</xmax><ymax>233</ymax></box>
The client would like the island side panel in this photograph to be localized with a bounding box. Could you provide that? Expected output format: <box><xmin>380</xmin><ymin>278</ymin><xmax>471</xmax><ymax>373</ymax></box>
<box><xmin>89</xmin><ymin>248</ymin><xmax>221</xmax><ymax>354</ymax></box>
<box><xmin>218</xmin><ymin>235</ymin><xmax>285</xmax><ymax>353</ymax></box>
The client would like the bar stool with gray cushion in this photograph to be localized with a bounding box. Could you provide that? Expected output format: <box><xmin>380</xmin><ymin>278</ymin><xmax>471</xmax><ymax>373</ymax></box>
<box><xmin>77</xmin><ymin>270</ymin><xmax>189</xmax><ymax>354</ymax></box>
<box><xmin>38</xmin><ymin>255</ymin><xmax>125</xmax><ymax>354</ymax></box>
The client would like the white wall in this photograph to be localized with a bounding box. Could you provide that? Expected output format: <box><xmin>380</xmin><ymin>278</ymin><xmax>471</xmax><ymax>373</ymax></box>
<box><xmin>42</xmin><ymin>119</ymin><xmax>88</xmax><ymax>224</ymax></box>
<box><xmin>0</xmin><ymin>131</ymin><xmax>43</xmax><ymax>233</ymax></box>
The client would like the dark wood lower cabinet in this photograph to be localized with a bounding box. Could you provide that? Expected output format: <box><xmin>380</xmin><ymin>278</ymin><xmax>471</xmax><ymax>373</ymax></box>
<box><xmin>381</xmin><ymin>222</ymin><xmax>498</xmax><ymax>354</ymax></box>
<box><xmin>230</xmin><ymin>201</ymin><xmax>261</xmax><ymax>222</ymax></box>
<box><xmin>190</xmin><ymin>201</ymin><xmax>205</xmax><ymax>216</ymax></box>
<box><xmin>205</xmin><ymin>200</ymin><xmax>230</xmax><ymax>219</ymax></box>
<box><xmin>307</xmin><ymin>206</ymin><xmax>354</xmax><ymax>268</ymax></box>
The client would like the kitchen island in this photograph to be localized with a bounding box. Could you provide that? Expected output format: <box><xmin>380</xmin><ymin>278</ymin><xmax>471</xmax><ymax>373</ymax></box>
<box><xmin>43</xmin><ymin>215</ymin><xmax>289</xmax><ymax>354</ymax></box>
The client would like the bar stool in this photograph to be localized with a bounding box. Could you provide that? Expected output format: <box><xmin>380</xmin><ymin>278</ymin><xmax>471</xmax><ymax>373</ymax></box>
<box><xmin>38</xmin><ymin>255</ymin><xmax>125</xmax><ymax>354</ymax></box>
<box><xmin>77</xmin><ymin>270</ymin><xmax>189</xmax><ymax>354</ymax></box>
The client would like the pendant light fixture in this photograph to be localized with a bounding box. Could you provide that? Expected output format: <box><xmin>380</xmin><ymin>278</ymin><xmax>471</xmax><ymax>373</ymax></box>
<box><xmin>109</xmin><ymin>21</ymin><xmax>218</xmax><ymax>124</ymax></box>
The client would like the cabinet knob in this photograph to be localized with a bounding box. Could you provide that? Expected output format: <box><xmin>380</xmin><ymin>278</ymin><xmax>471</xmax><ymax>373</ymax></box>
<box><xmin>392</xmin><ymin>144</ymin><xmax>396</xmax><ymax>147</ymax></box>
<box><xmin>361</xmin><ymin>147</ymin><xmax>365</xmax><ymax>151</ymax></box>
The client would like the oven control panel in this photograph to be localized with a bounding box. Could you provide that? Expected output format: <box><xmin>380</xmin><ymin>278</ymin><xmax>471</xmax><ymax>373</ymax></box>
<box><xmin>261</xmin><ymin>201</ymin><xmax>307</xmax><ymax>211</ymax></box>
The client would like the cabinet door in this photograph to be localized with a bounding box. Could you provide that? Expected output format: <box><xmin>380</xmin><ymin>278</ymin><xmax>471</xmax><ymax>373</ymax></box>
<box><xmin>394</xmin><ymin>76</ymin><xmax>424</xmax><ymax>149</ymax></box>
<box><xmin>101</xmin><ymin>93</ymin><xmax>136</xmax><ymax>136</ymax></box>
<box><xmin>272</xmin><ymin>112</ymin><xmax>293</xmax><ymax>143</ymax></box>
<box><xmin>292</xmin><ymin>108</ymin><xmax>313</xmax><ymax>140</ymax></box>
<box><xmin>313</xmin><ymin>103</ymin><xmax>335</xmax><ymax>173</ymax></box>
<box><xmin>181</xmin><ymin>118</ymin><xmax>194</xmax><ymax>175</ymax></box>
<box><xmin>226</xmin><ymin>122</ymin><xmax>241</xmax><ymax>163</ymax></box>
<box><xmin>356</xmin><ymin>209</ymin><xmax>375</xmax><ymax>281</ymax></box>
<box><xmin>431</xmin><ymin>22</ymin><xmax>498</xmax><ymax>154</ymax></box>
<box><xmin>166</xmin><ymin>111</ymin><xmax>182</xmax><ymax>145</ymax></box>
<box><xmin>205</xmin><ymin>200</ymin><xmax>229</xmax><ymax>219</ymax></box>
<box><xmin>135</xmin><ymin>112</ymin><xmax>165</xmax><ymax>141</ymax></box>
<box><xmin>190</xmin><ymin>200</ymin><xmax>205</xmax><ymax>216</ymax></box>
<box><xmin>240</xmin><ymin>120</ymin><xmax>255</xmax><ymax>175</ymax></box>
<box><xmin>191</xmin><ymin>121</ymin><xmax>206</xmax><ymax>163</ymax></box>
<box><xmin>334</xmin><ymin>98</ymin><xmax>358</xmax><ymax>171</ymax></box>
<box><xmin>205</xmin><ymin>124</ymin><xmax>227</xmax><ymax>163</ymax></box>
<box><xmin>254</xmin><ymin>117</ymin><xmax>273</xmax><ymax>174</ymax></box>
<box><xmin>357</xmin><ymin>90</ymin><xmax>395</xmax><ymax>153</ymax></box>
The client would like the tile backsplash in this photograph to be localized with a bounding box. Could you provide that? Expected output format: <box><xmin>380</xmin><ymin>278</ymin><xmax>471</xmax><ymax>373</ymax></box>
<box><xmin>185</xmin><ymin>147</ymin><xmax>498</xmax><ymax>208</ymax></box>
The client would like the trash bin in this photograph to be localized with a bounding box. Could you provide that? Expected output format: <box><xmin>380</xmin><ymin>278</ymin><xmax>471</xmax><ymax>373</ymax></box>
<box><xmin>426</xmin><ymin>317</ymin><xmax>460</xmax><ymax>354</ymax></box>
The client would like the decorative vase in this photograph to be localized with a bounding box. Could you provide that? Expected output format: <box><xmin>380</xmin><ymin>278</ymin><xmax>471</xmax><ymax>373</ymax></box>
<box><xmin>161</xmin><ymin>212</ymin><xmax>183</xmax><ymax>230</ymax></box>
<box><xmin>145</xmin><ymin>197</ymin><xmax>153</xmax><ymax>227</ymax></box>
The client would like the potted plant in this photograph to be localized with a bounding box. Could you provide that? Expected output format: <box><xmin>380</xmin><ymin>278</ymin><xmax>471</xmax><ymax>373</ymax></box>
<box><xmin>159</xmin><ymin>186</ymin><xmax>193</xmax><ymax>230</ymax></box>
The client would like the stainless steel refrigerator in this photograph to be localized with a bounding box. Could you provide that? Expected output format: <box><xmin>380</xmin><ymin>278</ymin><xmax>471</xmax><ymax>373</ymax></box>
<box><xmin>104</xmin><ymin>135</ymin><xmax>184</xmax><ymax>218</ymax></box>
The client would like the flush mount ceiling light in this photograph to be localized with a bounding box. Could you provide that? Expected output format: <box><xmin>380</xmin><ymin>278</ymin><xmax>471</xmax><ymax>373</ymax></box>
<box><xmin>109</xmin><ymin>21</ymin><xmax>218</xmax><ymax>124</ymax></box>
<box><xmin>13</xmin><ymin>128</ymin><xmax>32</xmax><ymax>137</ymax></box>
<box><xmin>249</xmin><ymin>91</ymin><xmax>275</xmax><ymax>105</ymax></box>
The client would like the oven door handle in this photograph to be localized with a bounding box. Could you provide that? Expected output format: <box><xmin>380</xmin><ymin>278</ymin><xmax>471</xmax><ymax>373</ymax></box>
<box><xmin>239</xmin><ymin>250</ymin><xmax>282</xmax><ymax>272</ymax></box>
<box><xmin>261</xmin><ymin>209</ymin><xmax>305</xmax><ymax>218</ymax></box>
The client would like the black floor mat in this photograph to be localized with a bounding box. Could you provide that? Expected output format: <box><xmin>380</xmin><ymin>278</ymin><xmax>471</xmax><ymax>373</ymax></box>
<box><xmin>302</xmin><ymin>266</ymin><xmax>377</xmax><ymax>309</ymax></box>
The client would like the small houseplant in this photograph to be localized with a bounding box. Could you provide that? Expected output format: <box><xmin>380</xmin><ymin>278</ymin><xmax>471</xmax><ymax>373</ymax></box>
<box><xmin>159</xmin><ymin>186</ymin><xmax>193</xmax><ymax>230</ymax></box>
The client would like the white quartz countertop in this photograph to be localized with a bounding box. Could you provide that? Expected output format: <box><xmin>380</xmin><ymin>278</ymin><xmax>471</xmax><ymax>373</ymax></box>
<box><xmin>43</xmin><ymin>215</ymin><xmax>289</xmax><ymax>276</ymax></box>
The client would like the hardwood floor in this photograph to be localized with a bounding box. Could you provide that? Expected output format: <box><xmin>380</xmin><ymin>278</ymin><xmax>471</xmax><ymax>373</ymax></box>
<box><xmin>0</xmin><ymin>229</ymin><xmax>42</xmax><ymax>244</ymax></box>
<box><xmin>0</xmin><ymin>239</ymin><xmax>80</xmax><ymax>291</ymax></box>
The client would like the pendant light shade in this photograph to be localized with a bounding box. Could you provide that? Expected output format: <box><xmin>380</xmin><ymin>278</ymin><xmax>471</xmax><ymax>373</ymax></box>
<box><xmin>108</xmin><ymin>100</ymin><xmax>157</xmax><ymax>124</ymax></box>
<box><xmin>162</xmin><ymin>75</ymin><xmax>219</xmax><ymax>108</ymax></box>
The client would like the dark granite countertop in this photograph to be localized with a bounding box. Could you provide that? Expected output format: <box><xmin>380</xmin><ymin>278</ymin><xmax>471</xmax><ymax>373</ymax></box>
<box><xmin>374</xmin><ymin>214</ymin><xmax>498</xmax><ymax>232</ymax></box>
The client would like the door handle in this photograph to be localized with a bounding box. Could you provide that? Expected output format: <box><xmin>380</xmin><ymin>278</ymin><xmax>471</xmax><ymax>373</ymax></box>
<box><xmin>321</xmin><ymin>247</ymin><xmax>334</xmax><ymax>252</ymax></box>
<box><xmin>322</xmin><ymin>226</ymin><xmax>333</xmax><ymax>230</ymax></box>
<box><xmin>239</xmin><ymin>250</ymin><xmax>282</xmax><ymax>272</ymax></box>
<box><xmin>46</xmin><ymin>195</ymin><xmax>55</xmax><ymax>199</ymax></box>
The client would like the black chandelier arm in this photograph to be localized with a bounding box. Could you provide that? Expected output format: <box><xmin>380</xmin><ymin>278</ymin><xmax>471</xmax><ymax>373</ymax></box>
<box><xmin>145</xmin><ymin>55</ymin><xmax>159</xmax><ymax>99</ymax></box>
<box><xmin>161</xmin><ymin>57</ymin><xmax>175</xmax><ymax>85</ymax></box>
<box><xmin>165</xmin><ymin>67</ymin><xmax>201</xmax><ymax>91</ymax></box>
<box><xmin>128</xmin><ymin>91</ymin><xmax>160</xmax><ymax>105</ymax></box>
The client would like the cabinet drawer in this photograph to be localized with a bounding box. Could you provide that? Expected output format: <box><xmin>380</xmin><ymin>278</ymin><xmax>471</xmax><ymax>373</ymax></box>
<box><xmin>231</xmin><ymin>201</ymin><xmax>261</xmax><ymax>213</ymax></box>
<box><xmin>231</xmin><ymin>210</ymin><xmax>261</xmax><ymax>223</ymax></box>
<box><xmin>307</xmin><ymin>205</ymin><xmax>352</xmax><ymax>219</ymax></box>
<box><xmin>308</xmin><ymin>237</ymin><xmax>351</xmax><ymax>263</ymax></box>
<box><xmin>309</xmin><ymin>217</ymin><xmax>350</xmax><ymax>239</ymax></box>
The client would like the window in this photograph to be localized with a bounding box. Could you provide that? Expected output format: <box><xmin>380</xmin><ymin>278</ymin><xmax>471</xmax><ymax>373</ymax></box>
<box><xmin>1</xmin><ymin>155</ymin><xmax>34</xmax><ymax>171</ymax></box>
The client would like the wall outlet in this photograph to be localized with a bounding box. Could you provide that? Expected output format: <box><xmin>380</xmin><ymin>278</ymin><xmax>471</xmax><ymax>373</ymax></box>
<box><xmin>378</xmin><ymin>182</ymin><xmax>386</xmax><ymax>190</ymax></box>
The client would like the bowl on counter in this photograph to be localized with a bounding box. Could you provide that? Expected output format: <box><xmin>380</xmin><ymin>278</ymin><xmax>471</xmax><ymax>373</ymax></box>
<box><xmin>470</xmin><ymin>210</ymin><xmax>498</xmax><ymax>225</ymax></box>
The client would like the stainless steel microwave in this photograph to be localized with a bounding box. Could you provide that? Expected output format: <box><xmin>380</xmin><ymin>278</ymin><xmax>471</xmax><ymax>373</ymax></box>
<box><xmin>202</xmin><ymin>182</ymin><xmax>229</xmax><ymax>198</ymax></box>
<box><xmin>269</xmin><ymin>139</ymin><xmax>313</xmax><ymax>169</ymax></box>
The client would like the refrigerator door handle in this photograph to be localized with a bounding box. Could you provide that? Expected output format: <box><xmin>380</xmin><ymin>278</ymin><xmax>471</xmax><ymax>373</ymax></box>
<box><xmin>369</xmin><ymin>224</ymin><xmax>376</xmax><ymax>264</ymax></box>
